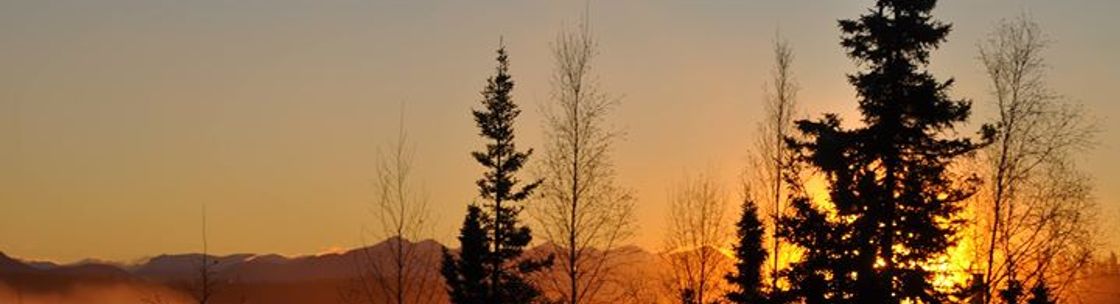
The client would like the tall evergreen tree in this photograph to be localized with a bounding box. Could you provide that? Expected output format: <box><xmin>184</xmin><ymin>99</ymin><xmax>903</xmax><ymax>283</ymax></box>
<box><xmin>780</xmin><ymin>0</ymin><xmax>990</xmax><ymax>303</ymax></box>
<box><xmin>725</xmin><ymin>198</ymin><xmax>768</xmax><ymax>304</ymax></box>
<box><xmin>442</xmin><ymin>43</ymin><xmax>550</xmax><ymax>304</ymax></box>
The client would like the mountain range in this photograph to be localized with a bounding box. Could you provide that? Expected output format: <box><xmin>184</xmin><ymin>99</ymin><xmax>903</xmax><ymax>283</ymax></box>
<box><xmin>3</xmin><ymin>239</ymin><xmax>1118</xmax><ymax>304</ymax></box>
<box><xmin>0</xmin><ymin>238</ymin><xmax>451</xmax><ymax>304</ymax></box>
<box><xmin>0</xmin><ymin>238</ymin><xmax>671</xmax><ymax>304</ymax></box>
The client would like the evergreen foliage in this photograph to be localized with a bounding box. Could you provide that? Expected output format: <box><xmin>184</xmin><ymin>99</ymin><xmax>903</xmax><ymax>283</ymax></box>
<box><xmin>1025</xmin><ymin>280</ymin><xmax>1056</xmax><ymax>304</ymax></box>
<box><xmin>725</xmin><ymin>199</ymin><xmax>769</xmax><ymax>304</ymax></box>
<box><xmin>680</xmin><ymin>288</ymin><xmax>697</xmax><ymax>304</ymax></box>
<box><xmin>779</xmin><ymin>0</ymin><xmax>990</xmax><ymax>303</ymax></box>
<box><xmin>442</xmin><ymin>43</ymin><xmax>550</xmax><ymax>304</ymax></box>
<box><xmin>441</xmin><ymin>205</ymin><xmax>490</xmax><ymax>304</ymax></box>
<box><xmin>999</xmin><ymin>279</ymin><xmax>1023</xmax><ymax>304</ymax></box>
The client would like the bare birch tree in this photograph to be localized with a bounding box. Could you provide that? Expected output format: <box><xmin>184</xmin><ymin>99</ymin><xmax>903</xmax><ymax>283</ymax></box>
<box><xmin>193</xmin><ymin>205</ymin><xmax>217</xmax><ymax>304</ymax></box>
<box><xmin>663</xmin><ymin>173</ymin><xmax>730</xmax><ymax>304</ymax></box>
<box><xmin>346</xmin><ymin>108</ymin><xmax>440</xmax><ymax>304</ymax></box>
<box><xmin>742</xmin><ymin>32</ymin><xmax>799</xmax><ymax>293</ymax></box>
<box><xmin>141</xmin><ymin>205</ymin><xmax>223</xmax><ymax>304</ymax></box>
<box><xmin>976</xmin><ymin>15</ymin><xmax>1099</xmax><ymax>304</ymax></box>
<box><xmin>534</xmin><ymin>13</ymin><xmax>636</xmax><ymax>304</ymax></box>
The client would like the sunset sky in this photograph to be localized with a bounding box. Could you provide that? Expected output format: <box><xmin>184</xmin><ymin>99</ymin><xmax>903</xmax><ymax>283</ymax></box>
<box><xmin>2</xmin><ymin>0</ymin><xmax>1117</xmax><ymax>263</ymax></box>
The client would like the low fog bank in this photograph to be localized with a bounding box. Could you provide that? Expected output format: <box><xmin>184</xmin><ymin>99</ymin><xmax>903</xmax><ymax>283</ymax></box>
<box><xmin>0</xmin><ymin>281</ymin><xmax>191</xmax><ymax>304</ymax></box>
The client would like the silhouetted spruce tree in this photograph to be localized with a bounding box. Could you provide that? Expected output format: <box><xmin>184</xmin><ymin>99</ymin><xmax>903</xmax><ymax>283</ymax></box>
<box><xmin>725</xmin><ymin>198</ymin><xmax>768</xmax><ymax>304</ymax></box>
<box><xmin>442</xmin><ymin>205</ymin><xmax>489</xmax><ymax>304</ymax></box>
<box><xmin>441</xmin><ymin>43</ymin><xmax>550</xmax><ymax>304</ymax></box>
<box><xmin>1025</xmin><ymin>280</ymin><xmax>1055</xmax><ymax>304</ymax></box>
<box><xmin>780</xmin><ymin>0</ymin><xmax>989</xmax><ymax>303</ymax></box>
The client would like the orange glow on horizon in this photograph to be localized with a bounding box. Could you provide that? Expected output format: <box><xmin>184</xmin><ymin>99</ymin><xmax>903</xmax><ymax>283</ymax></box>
<box><xmin>773</xmin><ymin>176</ymin><xmax>977</xmax><ymax>291</ymax></box>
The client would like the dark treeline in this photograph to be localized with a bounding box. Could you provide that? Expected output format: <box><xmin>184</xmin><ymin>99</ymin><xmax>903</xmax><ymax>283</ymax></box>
<box><xmin>433</xmin><ymin>1</ymin><xmax>1101</xmax><ymax>304</ymax></box>
<box><xmin>138</xmin><ymin>0</ymin><xmax>1105</xmax><ymax>304</ymax></box>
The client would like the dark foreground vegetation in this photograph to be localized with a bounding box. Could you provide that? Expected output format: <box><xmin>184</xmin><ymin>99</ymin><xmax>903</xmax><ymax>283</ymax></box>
<box><xmin>1</xmin><ymin>0</ymin><xmax>1111</xmax><ymax>303</ymax></box>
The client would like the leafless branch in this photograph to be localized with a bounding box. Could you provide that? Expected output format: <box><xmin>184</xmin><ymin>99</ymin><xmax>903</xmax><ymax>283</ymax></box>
<box><xmin>346</xmin><ymin>105</ymin><xmax>441</xmax><ymax>304</ymax></box>
<box><xmin>741</xmin><ymin>31</ymin><xmax>800</xmax><ymax>293</ymax></box>
<box><xmin>533</xmin><ymin>11</ymin><xmax>637</xmax><ymax>304</ymax></box>
<box><xmin>975</xmin><ymin>14</ymin><xmax>1100</xmax><ymax>304</ymax></box>
<box><xmin>662</xmin><ymin>172</ymin><xmax>730</xmax><ymax>304</ymax></box>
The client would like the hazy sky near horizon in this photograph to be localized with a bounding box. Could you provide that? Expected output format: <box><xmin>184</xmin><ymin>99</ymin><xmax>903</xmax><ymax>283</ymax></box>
<box><xmin>2</xmin><ymin>0</ymin><xmax>1117</xmax><ymax>263</ymax></box>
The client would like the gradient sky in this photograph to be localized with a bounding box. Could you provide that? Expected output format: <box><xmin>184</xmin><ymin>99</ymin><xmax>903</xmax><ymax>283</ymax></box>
<box><xmin>2</xmin><ymin>0</ymin><xmax>1117</xmax><ymax>263</ymax></box>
